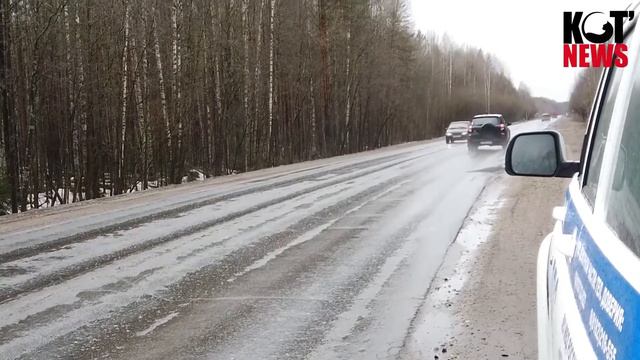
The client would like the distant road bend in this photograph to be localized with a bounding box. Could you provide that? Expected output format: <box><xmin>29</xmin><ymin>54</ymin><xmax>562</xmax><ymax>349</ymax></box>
<box><xmin>0</xmin><ymin>121</ymin><xmax>543</xmax><ymax>359</ymax></box>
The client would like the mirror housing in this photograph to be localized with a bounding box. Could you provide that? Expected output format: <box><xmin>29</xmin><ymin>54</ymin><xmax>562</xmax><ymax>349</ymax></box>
<box><xmin>505</xmin><ymin>131</ymin><xmax>580</xmax><ymax>178</ymax></box>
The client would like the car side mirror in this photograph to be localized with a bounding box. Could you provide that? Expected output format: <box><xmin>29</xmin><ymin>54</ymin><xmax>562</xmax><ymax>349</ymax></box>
<box><xmin>507</xmin><ymin>122</ymin><xmax>512</xmax><ymax>126</ymax></box>
<box><xmin>505</xmin><ymin>131</ymin><xmax>580</xmax><ymax>178</ymax></box>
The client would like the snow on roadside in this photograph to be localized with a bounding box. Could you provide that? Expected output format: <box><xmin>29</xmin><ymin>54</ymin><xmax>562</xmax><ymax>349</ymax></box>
<box><xmin>402</xmin><ymin>175</ymin><xmax>507</xmax><ymax>359</ymax></box>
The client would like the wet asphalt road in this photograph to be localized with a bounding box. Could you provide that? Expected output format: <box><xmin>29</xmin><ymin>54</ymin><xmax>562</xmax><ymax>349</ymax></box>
<box><xmin>0</xmin><ymin>121</ymin><xmax>546</xmax><ymax>359</ymax></box>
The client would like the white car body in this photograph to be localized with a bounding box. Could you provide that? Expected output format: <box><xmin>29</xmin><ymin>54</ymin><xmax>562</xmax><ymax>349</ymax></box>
<box><xmin>529</xmin><ymin>10</ymin><xmax>640</xmax><ymax>360</ymax></box>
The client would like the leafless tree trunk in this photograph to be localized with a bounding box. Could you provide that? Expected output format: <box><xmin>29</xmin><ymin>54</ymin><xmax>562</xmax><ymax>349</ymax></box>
<box><xmin>0</xmin><ymin>0</ymin><xmax>18</xmax><ymax>212</ymax></box>
<box><xmin>0</xmin><ymin>0</ymin><xmax>538</xmax><ymax>214</ymax></box>
<box><xmin>152</xmin><ymin>4</ymin><xmax>171</xmax><ymax>184</ymax></box>
<box><xmin>242</xmin><ymin>0</ymin><xmax>250</xmax><ymax>172</ymax></box>
<box><xmin>119</xmin><ymin>0</ymin><xmax>131</xmax><ymax>191</ymax></box>
<box><xmin>267</xmin><ymin>0</ymin><xmax>275</xmax><ymax>162</ymax></box>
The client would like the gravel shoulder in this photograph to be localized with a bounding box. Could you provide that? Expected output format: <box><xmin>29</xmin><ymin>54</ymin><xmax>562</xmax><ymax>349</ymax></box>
<box><xmin>404</xmin><ymin>117</ymin><xmax>586</xmax><ymax>359</ymax></box>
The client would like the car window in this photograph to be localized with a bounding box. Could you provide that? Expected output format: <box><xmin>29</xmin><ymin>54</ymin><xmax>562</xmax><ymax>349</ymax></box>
<box><xmin>583</xmin><ymin>67</ymin><xmax>623</xmax><ymax>206</ymax></box>
<box><xmin>607</xmin><ymin>72</ymin><xmax>640</xmax><ymax>256</ymax></box>
<box><xmin>472</xmin><ymin>117</ymin><xmax>500</xmax><ymax>126</ymax></box>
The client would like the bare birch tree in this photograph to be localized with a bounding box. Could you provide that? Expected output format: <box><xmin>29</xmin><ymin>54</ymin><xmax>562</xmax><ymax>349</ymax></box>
<box><xmin>0</xmin><ymin>0</ymin><xmax>539</xmax><ymax>214</ymax></box>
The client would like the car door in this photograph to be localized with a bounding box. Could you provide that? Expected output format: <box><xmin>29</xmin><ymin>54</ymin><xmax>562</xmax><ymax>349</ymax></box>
<box><xmin>545</xmin><ymin>64</ymin><xmax>620</xmax><ymax>359</ymax></box>
<box><xmin>591</xmin><ymin>65</ymin><xmax>640</xmax><ymax>360</ymax></box>
<box><xmin>547</xmin><ymin>21</ymin><xmax>639</xmax><ymax>360</ymax></box>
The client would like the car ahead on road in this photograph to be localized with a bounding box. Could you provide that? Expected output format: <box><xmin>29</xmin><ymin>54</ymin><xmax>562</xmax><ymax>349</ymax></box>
<box><xmin>541</xmin><ymin>113</ymin><xmax>552</xmax><ymax>122</ymax></box>
<box><xmin>445</xmin><ymin>121</ymin><xmax>470</xmax><ymax>143</ymax></box>
<box><xmin>505</xmin><ymin>14</ymin><xmax>639</xmax><ymax>360</ymax></box>
<box><xmin>467</xmin><ymin>114</ymin><xmax>511</xmax><ymax>152</ymax></box>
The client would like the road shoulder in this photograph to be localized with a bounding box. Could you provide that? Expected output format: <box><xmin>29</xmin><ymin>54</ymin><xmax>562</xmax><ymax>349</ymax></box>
<box><xmin>404</xmin><ymin>117</ymin><xmax>585</xmax><ymax>359</ymax></box>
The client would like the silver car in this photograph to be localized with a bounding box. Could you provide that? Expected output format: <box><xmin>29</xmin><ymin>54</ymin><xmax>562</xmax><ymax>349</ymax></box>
<box><xmin>445</xmin><ymin>121</ymin><xmax>470</xmax><ymax>144</ymax></box>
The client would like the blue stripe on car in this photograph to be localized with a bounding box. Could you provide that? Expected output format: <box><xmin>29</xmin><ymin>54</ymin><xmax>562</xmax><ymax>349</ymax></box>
<box><xmin>564</xmin><ymin>193</ymin><xmax>640</xmax><ymax>360</ymax></box>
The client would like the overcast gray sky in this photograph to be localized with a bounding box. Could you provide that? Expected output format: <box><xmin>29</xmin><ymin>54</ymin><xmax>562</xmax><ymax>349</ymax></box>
<box><xmin>408</xmin><ymin>0</ymin><xmax>632</xmax><ymax>102</ymax></box>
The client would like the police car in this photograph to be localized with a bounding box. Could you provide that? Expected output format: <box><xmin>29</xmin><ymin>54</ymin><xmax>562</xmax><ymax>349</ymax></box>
<box><xmin>504</xmin><ymin>12</ymin><xmax>640</xmax><ymax>360</ymax></box>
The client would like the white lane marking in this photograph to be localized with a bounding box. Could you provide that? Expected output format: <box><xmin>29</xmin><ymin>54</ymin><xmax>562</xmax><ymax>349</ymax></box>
<box><xmin>313</xmin><ymin>173</ymin><xmax>339</xmax><ymax>181</ymax></box>
<box><xmin>135</xmin><ymin>312</ymin><xmax>179</xmax><ymax>337</ymax></box>
<box><xmin>189</xmin><ymin>296</ymin><xmax>329</xmax><ymax>302</ymax></box>
<box><xmin>226</xmin><ymin>181</ymin><xmax>411</xmax><ymax>283</ymax></box>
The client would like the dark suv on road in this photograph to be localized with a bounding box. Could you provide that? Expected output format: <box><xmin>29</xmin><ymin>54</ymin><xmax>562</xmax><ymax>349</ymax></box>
<box><xmin>467</xmin><ymin>114</ymin><xmax>511</xmax><ymax>152</ymax></box>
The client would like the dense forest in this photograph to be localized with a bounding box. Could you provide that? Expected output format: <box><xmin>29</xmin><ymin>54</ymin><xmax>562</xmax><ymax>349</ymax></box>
<box><xmin>0</xmin><ymin>0</ymin><xmax>536</xmax><ymax>214</ymax></box>
<box><xmin>569</xmin><ymin>68</ymin><xmax>602</xmax><ymax>121</ymax></box>
<box><xmin>533</xmin><ymin>97</ymin><xmax>568</xmax><ymax>116</ymax></box>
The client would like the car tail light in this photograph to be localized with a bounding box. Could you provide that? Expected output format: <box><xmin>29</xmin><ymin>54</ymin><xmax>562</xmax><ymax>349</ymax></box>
<box><xmin>468</xmin><ymin>125</ymin><xmax>473</xmax><ymax>132</ymax></box>
<box><xmin>499</xmin><ymin>124</ymin><xmax>505</xmax><ymax>130</ymax></box>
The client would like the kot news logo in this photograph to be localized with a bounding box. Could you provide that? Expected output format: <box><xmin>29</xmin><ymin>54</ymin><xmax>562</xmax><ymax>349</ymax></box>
<box><xmin>563</xmin><ymin>11</ymin><xmax>634</xmax><ymax>68</ymax></box>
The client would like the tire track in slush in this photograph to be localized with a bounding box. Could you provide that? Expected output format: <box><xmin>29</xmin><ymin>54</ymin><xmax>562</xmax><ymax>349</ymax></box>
<box><xmin>0</xmin><ymin>154</ymin><xmax>448</xmax><ymax>359</ymax></box>
<box><xmin>0</xmin><ymin>150</ymin><xmax>440</xmax><ymax>304</ymax></box>
<box><xmin>63</xmin><ymin>173</ymin><xmax>436</xmax><ymax>360</ymax></box>
<box><xmin>0</xmin><ymin>147</ymin><xmax>440</xmax><ymax>264</ymax></box>
<box><xmin>2</xmin><ymin>173</ymin><xmax>429</xmax><ymax>359</ymax></box>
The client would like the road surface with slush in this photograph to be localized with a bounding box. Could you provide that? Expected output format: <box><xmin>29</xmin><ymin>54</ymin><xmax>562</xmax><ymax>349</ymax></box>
<box><xmin>0</xmin><ymin>120</ymin><xmax>547</xmax><ymax>359</ymax></box>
